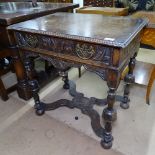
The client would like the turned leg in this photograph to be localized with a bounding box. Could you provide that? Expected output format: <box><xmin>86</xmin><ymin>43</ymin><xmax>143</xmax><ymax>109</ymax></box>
<box><xmin>120</xmin><ymin>57</ymin><xmax>136</xmax><ymax>109</ymax></box>
<box><xmin>59</xmin><ymin>70</ymin><xmax>70</xmax><ymax>89</ymax></box>
<box><xmin>11</xmin><ymin>46</ymin><xmax>31</xmax><ymax>100</ymax></box>
<box><xmin>23</xmin><ymin>57</ymin><xmax>45</xmax><ymax>115</ymax></box>
<box><xmin>101</xmin><ymin>88</ymin><xmax>117</xmax><ymax>149</ymax></box>
<box><xmin>100</xmin><ymin>69</ymin><xmax>120</xmax><ymax>149</ymax></box>
<box><xmin>24</xmin><ymin>58</ymin><xmax>37</xmax><ymax>81</ymax></box>
<box><xmin>22</xmin><ymin>56</ymin><xmax>45</xmax><ymax>115</ymax></box>
<box><xmin>29</xmin><ymin>80</ymin><xmax>45</xmax><ymax>115</ymax></box>
<box><xmin>78</xmin><ymin>67</ymin><xmax>81</xmax><ymax>78</ymax></box>
<box><xmin>45</xmin><ymin>61</ymin><xmax>55</xmax><ymax>74</ymax></box>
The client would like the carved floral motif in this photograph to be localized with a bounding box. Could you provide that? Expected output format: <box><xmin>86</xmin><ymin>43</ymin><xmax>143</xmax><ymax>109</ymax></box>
<box><xmin>14</xmin><ymin>32</ymin><xmax>138</xmax><ymax>80</ymax></box>
<box><xmin>15</xmin><ymin>32</ymin><xmax>113</xmax><ymax>66</ymax></box>
<box><xmin>75</xmin><ymin>44</ymin><xmax>95</xmax><ymax>59</ymax></box>
<box><xmin>25</xmin><ymin>34</ymin><xmax>38</xmax><ymax>48</ymax></box>
<box><xmin>16</xmin><ymin>33</ymin><xmax>38</xmax><ymax>48</ymax></box>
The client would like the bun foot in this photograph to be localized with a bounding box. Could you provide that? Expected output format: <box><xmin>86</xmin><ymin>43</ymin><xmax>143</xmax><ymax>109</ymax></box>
<box><xmin>100</xmin><ymin>140</ymin><xmax>112</xmax><ymax>149</ymax></box>
<box><xmin>63</xmin><ymin>83</ymin><xmax>70</xmax><ymax>89</ymax></box>
<box><xmin>35</xmin><ymin>109</ymin><xmax>45</xmax><ymax>116</ymax></box>
<box><xmin>120</xmin><ymin>102</ymin><xmax>129</xmax><ymax>109</ymax></box>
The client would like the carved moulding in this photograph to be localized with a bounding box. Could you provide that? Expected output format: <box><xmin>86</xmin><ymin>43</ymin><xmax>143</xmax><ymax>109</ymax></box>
<box><xmin>75</xmin><ymin>43</ymin><xmax>95</xmax><ymax>59</ymax></box>
<box><xmin>40</xmin><ymin>55</ymin><xmax>107</xmax><ymax>80</ymax></box>
<box><xmin>15</xmin><ymin>32</ymin><xmax>114</xmax><ymax>66</ymax></box>
<box><xmin>84</xmin><ymin>65</ymin><xmax>107</xmax><ymax>80</ymax></box>
<box><xmin>22</xmin><ymin>50</ymin><xmax>107</xmax><ymax>80</ymax></box>
<box><xmin>39</xmin><ymin>55</ymin><xmax>107</xmax><ymax>80</ymax></box>
<box><xmin>40</xmin><ymin>55</ymin><xmax>72</xmax><ymax>70</ymax></box>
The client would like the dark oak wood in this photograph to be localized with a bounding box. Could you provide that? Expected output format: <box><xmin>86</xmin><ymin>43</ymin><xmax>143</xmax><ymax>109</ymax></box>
<box><xmin>8</xmin><ymin>13</ymin><xmax>147</xmax><ymax>149</ymax></box>
<box><xmin>75</xmin><ymin>6</ymin><xmax>128</xmax><ymax>83</ymax></box>
<box><xmin>0</xmin><ymin>2</ymin><xmax>79</xmax><ymax>100</ymax></box>
<box><xmin>8</xmin><ymin>13</ymin><xmax>146</xmax><ymax>47</ymax></box>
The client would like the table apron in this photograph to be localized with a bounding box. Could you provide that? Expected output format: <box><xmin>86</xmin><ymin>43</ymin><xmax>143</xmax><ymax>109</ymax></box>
<box><xmin>13</xmin><ymin>31</ymin><xmax>140</xmax><ymax>80</ymax></box>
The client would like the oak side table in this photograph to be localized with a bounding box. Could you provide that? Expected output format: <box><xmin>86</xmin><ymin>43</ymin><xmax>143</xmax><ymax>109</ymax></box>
<box><xmin>8</xmin><ymin>13</ymin><xmax>147</xmax><ymax>149</ymax></box>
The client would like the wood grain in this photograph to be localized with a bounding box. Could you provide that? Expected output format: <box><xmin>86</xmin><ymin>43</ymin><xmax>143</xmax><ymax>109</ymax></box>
<box><xmin>76</xmin><ymin>6</ymin><xmax>128</xmax><ymax>16</ymax></box>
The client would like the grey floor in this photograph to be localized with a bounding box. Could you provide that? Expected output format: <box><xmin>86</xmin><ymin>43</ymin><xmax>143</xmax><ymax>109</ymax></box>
<box><xmin>0</xmin><ymin>48</ymin><xmax>155</xmax><ymax>155</ymax></box>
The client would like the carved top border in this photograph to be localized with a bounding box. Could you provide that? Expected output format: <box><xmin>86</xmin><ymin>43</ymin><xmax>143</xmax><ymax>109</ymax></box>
<box><xmin>8</xmin><ymin>18</ymin><xmax>147</xmax><ymax>48</ymax></box>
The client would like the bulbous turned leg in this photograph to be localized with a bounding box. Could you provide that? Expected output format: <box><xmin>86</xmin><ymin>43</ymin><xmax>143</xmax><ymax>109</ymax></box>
<box><xmin>120</xmin><ymin>57</ymin><xmax>136</xmax><ymax>109</ymax></box>
<box><xmin>24</xmin><ymin>58</ymin><xmax>37</xmax><ymax>81</ymax></box>
<box><xmin>28</xmin><ymin>80</ymin><xmax>45</xmax><ymax>116</ymax></box>
<box><xmin>101</xmin><ymin>122</ymin><xmax>113</xmax><ymax>149</ymax></box>
<box><xmin>59</xmin><ymin>70</ymin><xmax>70</xmax><ymax>89</ymax></box>
<box><xmin>101</xmin><ymin>88</ymin><xmax>117</xmax><ymax>149</ymax></box>
<box><xmin>24</xmin><ymin>57</ymin><xmax>45</xmax><ymax>115</ymax></box>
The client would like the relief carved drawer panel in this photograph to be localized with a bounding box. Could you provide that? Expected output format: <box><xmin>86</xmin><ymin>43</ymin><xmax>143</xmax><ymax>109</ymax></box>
<box><xmin>15</xmin><ymin>32</ymin><xmax>113</xmax><ymax>66</ymax></box>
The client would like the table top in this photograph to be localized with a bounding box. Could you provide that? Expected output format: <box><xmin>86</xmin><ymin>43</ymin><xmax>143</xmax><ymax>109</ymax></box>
<box><xmin>132</xmin><ymin>11</ymin><xmax>155</xmax><ymax>28</ymax></box>
<box><xmin>8</xmin><ymin>13</ymin><xmax>147</xmax><ymax>48</ymax></box>
<box><xmin>0</xmin><ymin>2</ymin><xmax>79</xmax><ymax>26</ymax></box>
